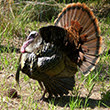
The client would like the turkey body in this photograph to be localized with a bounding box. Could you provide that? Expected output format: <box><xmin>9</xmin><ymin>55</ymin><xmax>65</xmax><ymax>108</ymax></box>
<box><xmin>16</xmin><ymin>3</ymin><xmax>102</xmax><ymax>99</ymax></box>
<box><xmin>20</xmin><ymin>45</ymin><xmax>77</xmax><ymax>97</ymax></box>
<box><xmin>18</xmin><ymin>26</ymin><xmax>77</xmax><ymax>97</ymax></box>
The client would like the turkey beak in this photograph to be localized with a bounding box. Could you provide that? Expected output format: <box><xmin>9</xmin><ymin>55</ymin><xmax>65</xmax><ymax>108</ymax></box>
<box><xmin>15</xmin><ymin>64</ymin><xmax>21</xmax><ymax>85</ymax></box>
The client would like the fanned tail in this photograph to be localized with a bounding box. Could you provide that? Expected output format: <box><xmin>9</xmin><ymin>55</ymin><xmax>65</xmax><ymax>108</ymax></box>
<box><xmin>54</xmin><ymin>2</ymin><xmax>102</xmax><ymax>75</ymax></box>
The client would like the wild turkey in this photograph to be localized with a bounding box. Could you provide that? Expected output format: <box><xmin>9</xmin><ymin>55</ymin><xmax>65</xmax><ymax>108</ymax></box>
<box><xmin>16</xmin><ymin>3</ymin><xmax>102</xmax><ymax>99</ymax></box>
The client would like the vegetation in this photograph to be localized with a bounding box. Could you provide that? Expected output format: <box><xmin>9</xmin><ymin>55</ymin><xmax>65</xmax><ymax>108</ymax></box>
<box><xmin>0</xmin><ymin>0</ymin><xmax>110</xmax><ymax>109</ymax></box>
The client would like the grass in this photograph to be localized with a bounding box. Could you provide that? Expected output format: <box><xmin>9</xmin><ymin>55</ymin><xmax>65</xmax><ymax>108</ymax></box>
<box><xmin>0</xmin><ymin>0</ymin><xmax>110</xmax><ymax>109</ymax></box>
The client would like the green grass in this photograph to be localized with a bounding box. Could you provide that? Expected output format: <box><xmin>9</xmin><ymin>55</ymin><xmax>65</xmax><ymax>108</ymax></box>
<box><xmin>0</xmin><ymin>0</ymin><xmax>110</xmax><ymax>109</ymax></box>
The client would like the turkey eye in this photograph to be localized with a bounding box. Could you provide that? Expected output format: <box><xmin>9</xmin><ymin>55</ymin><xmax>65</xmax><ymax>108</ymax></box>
<box><xmin>31</xmin><ymin>34</ymin><xmax>36</xmax><ymax>38</ymax></box>
<box><xmin>27</xmin><ymin>31</ymin><xmax>38</xmax><ymax>40</ymax></box>
<box><xmin>27</xmin><ymin>34</ymin><xmax>36</xmax><ymax>40</ymax></box>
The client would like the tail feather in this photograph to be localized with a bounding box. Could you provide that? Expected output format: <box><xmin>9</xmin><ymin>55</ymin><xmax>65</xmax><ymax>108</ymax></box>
<box><xmin>48</xmin><ymin>83</ymin><xmax>58</xmax><ymax>97</ymax></box>
<box><xmin>85</xmin><ymin>47</ymin><xmax>101</xmax><ymax>55</ymax></box>
<box><xmin>52</xmin><ymin>81</ymin><xmax>67</xmax><ymax>96</ymax></box>
<box><xmin>79</xmin><ymin>61</ymin><xmax>95</xmax><ymax>75</ymax></box>
<box><xmin>82</xmin><ymin>18</ymin><xmax>98</xmax><ymax>34</ymax></box>
<box><xmin>83</xmin><ymin>37</ymin><xmax>102</xmax><ymax>50</ymax></box>
<box><xmin>56</xmin><ymin>78</ymin><xmax>74</xmax><ymax>90</ymax></box>
<box><xmin>43</xmin><ymin>77</ymin><xmax>75</xmax><ymax>97</ymax></box>
<box><xmin>84</xmin><ymin>38</ymin><xmax>99</xmax><ymax>47</ymax></box>
<box><xmin>84</xmin><ymin>54</ymin><xmax>100</xmax><ymax>64</ymax></box>
<box><xmin>54</xmin><ymin>2</ymin><xmax>102</xmax><ymax>75</ymax></box>
<box><xmin>86</xmin><ymin>33</ymin><xmax>97</xmax><ymax>41</ymax></box>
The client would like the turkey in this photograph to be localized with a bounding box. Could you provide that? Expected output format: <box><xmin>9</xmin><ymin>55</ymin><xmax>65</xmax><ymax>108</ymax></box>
<box><xmin>16</xmin><ymin>3</ymin><xmax>102</xmax><ymax>100</ymax></box>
